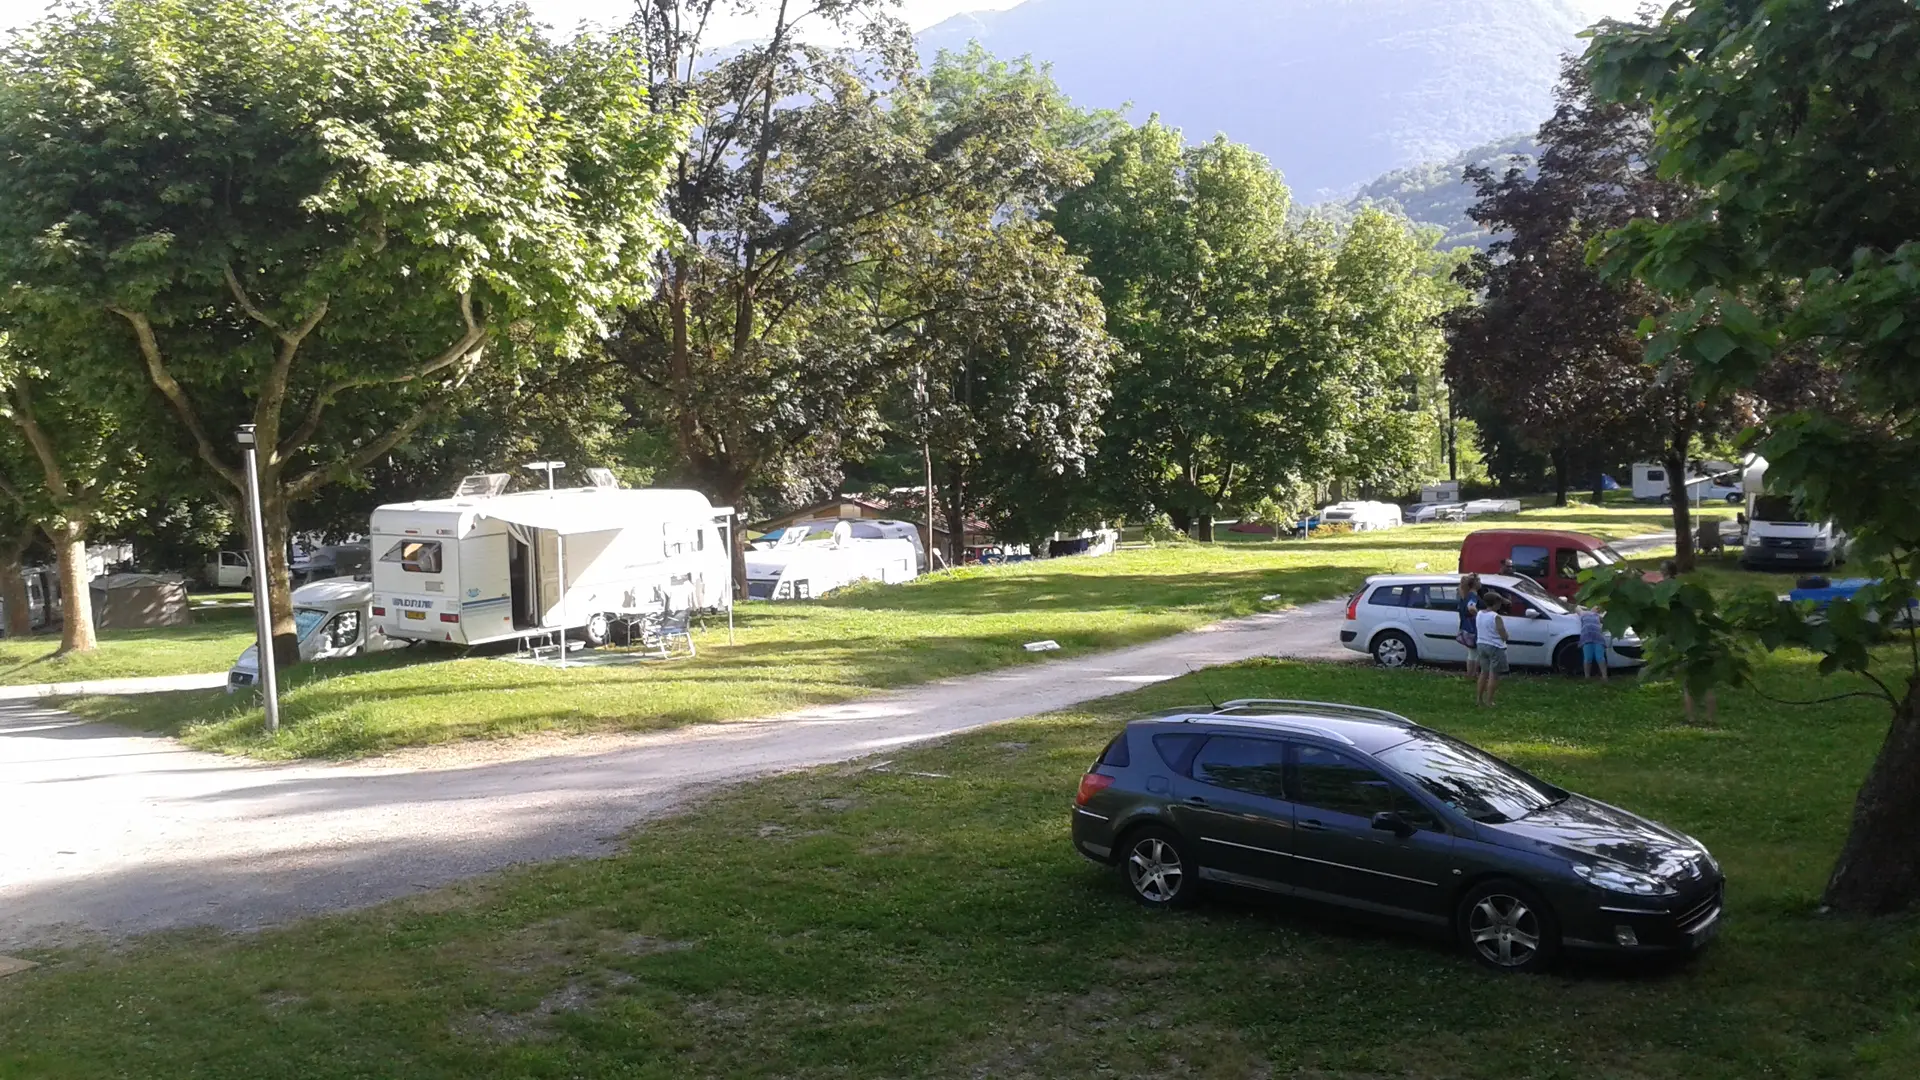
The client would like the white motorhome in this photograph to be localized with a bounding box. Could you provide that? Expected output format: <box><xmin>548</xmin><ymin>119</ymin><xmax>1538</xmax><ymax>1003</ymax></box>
<box><xmin>1319</xmin><ymin>501</ymin><xmax>1404</xmax><ymax>532</ymax></box>
<box><xmin>369</xmin><ymin>477</ymin><xmax>734</xmax><ymax>648</ymax></box>
<box><xmin>1739</xmin><ymin>456</ymin><xmax>1847</xmax><ymax>570</ymax></box>
<box><xmin>226</xmin><ymin>577</ymin><xmax>409</xmax><ymax>692</ymax></box>
<box><xmin>744</xmin><ymin>522</ymin><xmax>919</xmax><ymax>601</ymax></box>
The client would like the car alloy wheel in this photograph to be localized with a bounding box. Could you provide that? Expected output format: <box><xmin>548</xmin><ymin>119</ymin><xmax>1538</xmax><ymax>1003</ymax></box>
<box><xmin>1372</xmin><ymin>631</ymin><xmax>1414</xmax><ymax>669</ymax></box>
<box><xmin>1457</xmin><ymin>879</ymin><xmax>1563</xmax><ymax>973</ymax></box>
<box><xmin>1123</xmin><ymin>829</ymin><xmax>1193</xmax><ymax>907</ymax></box>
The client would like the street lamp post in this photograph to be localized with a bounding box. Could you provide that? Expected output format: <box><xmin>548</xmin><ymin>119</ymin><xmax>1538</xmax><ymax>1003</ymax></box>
<box><xmin>524</xmin><ymin>462</ymin><xmax>567</xmax><ymax>666</ymax></box>
<box><xmin>236</xmin><ymin>425</ymin><xmax>280</xmax><ymax>734</ymax></box>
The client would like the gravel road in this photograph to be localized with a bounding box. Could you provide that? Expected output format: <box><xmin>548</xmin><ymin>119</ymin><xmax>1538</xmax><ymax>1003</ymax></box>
<box><xmin>0</xmin><ymin>598</ymin><xmax>1352</xmax><ymax>949</ymax></box>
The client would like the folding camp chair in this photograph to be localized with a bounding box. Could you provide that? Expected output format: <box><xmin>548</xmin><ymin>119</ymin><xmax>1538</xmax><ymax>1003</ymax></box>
<box><xmin>639</xmin><ymin>607</ymin><xmax>696</xmax><ymax>659</ymax></box>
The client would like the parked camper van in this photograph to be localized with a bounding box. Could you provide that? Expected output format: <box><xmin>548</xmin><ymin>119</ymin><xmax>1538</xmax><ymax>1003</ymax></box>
<box><xmin>370</xmin><ymin>477</ymin><xmax>734</xmax><ymax>648</ymax></box>
<box><xmin>1319</xmin><ymin>501</ymin><xmax>1403</xmax><ymax>532</ymax></box>
<box><xmin>745</xmin><ymin>522</ymin><xmax>919</xmax><ymax>600</ymax></box>
<box><xmin>227</xmin><ymin>577</ymin><xmax>409</xmax><ymax>692</ymax></box>
<box><xmin>1740</xmin><ymin>457</ymin><xmax>1846</xmax><ymax>570</ymax></box>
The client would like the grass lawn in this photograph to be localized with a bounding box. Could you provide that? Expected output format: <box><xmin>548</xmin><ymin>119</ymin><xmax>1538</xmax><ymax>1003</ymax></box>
<box><xmin>55</xmin><ymin>504</ymin><xmax>1712</xmax><ymax>760</ymax></box>
<box><xmin>0</xmin><ymin>606</ymin><xmax>256</xmax><ymax>686</ymax></box>
<box><xmin>4</xmin><ymin>650</ymin><xmax>1915</xmax><ymax>1078</ymax></box>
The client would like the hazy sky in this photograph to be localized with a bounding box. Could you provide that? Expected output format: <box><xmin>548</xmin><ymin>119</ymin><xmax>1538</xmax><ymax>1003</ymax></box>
<box><xmin>0</xmin><ymin>1</ymin><xmax>1646</xmax><ymax>40</ymax></box>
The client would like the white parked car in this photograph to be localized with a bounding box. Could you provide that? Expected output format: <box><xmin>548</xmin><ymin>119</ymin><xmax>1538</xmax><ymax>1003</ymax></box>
<box><xmin>1339</xmin><ymin>573</ymin><xmax>1645</xmax><ymax>675</ymax></box>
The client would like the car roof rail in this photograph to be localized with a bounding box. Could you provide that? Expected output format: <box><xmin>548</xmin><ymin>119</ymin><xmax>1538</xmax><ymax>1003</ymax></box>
<box><xmin>1213</xmin><ymin>699</ymin><xmax>1416</xmax><ymax>726</ymax></box>
<box><xmin>1171</xmin><ymin>714</ymin><xmax>1358</xmax><ymax>745</ymax></box>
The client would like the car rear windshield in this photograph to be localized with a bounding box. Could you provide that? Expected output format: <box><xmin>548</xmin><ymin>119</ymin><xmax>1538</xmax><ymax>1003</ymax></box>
<box><xmin>1376</xmin><ymin>733</ymin><xmax>1564</xmax><ymax>824</ymax></box>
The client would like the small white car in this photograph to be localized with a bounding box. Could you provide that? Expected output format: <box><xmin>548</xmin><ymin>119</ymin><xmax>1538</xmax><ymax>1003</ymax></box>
<box><xmin>1339</xmin><ymin>573</ymin><xmax>1645</xmax><ymax>674</ymax></box>
<box><xmin>226</xmin><ymin>577</ymin><xmax>410</xmax><ymax>692</ymax></box>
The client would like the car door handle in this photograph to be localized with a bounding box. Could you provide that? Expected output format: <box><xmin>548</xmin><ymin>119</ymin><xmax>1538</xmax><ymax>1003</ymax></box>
<box><xmin>1184</xmin><ymin>796</ymin><xmax>1209</xmax><ymax>807</ymax></box>
<box><xmin>1298</xmin><ymin>819</ymin><xmax>1329</xmax><ymax>831</ymax></box>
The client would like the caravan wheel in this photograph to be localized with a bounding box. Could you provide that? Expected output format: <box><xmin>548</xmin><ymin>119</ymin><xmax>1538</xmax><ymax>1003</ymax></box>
<box><xmin>582</xmin><ymin>612</ymin><xmax>612</xmax><ymax>648</ymax></box>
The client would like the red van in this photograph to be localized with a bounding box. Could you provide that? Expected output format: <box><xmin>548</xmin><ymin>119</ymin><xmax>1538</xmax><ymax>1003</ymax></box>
<box><xmin>1458</xmin><ymin>529</ymin><xmax>1629</xmax><ymax>599</ymax></box>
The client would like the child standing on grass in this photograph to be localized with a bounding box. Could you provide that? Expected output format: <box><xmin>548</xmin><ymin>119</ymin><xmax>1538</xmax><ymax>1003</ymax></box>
<box><xmin>1578</xmin><ymin>604</ymin><xmax>1609</xmax><ymax>682</ymax></box>
<box><xmin>1474</xmin><ymin>592</ymin><xmax>1510</xmax><ymax>707</ymax></box>
<box><xmin>1457</xmin><ymin>574</ymin><xmax>1482</xmax><ymax>678</ymax></box>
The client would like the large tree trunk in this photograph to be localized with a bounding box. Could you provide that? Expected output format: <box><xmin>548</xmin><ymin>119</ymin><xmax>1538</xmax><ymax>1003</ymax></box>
<box><xmin>1590</xmin><ymin>466</ymin><xmax>1607</xmax><ymax>507</ymax></box>
<box><xmin>1822</xmin><ymin>681</ymin><xmax>1920</xmax><ymax>913</ymax></box>
<box><xmin>1552</xmin><ymin>448</ymin><xmax>1571</xmax><ymax>507</ymax></box>
<box><xmin>1665</xmin><ymin>448</ymin><xmax>1695</xmax><ymax>572</ymax></box>
<box><xmin>944</xmin><ymin>463</ymin><xmax>968</xmax><ymax>565</ymax></box>
<box><xmin>1</xmin><ymin>547</ymin><xmax>31</xmax><ymax>638</ymax></box>
<box><xmin>1167</xmin><ymin>509</ymin><xmax>1193</xmax><ymax>536</ymax></box>
<box><xmin>51</xmin><ymin>520</ymin><xmax>96</xmax><ymax>654</ymax></box>
<box><xmin>255</xmin><ymin>484</ymin><xmax>300</xmax><ymax>667</ymax></box>
<box><xmin>1196</xmin><ymin>514</ymin><xmax>1215</xmax><ymax>543</ymax></box>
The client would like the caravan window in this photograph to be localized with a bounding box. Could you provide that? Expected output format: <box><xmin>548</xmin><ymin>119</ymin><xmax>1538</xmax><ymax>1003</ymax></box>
<box><xmin>664</xmin><ymin>525</ymin><xmax>698</xmax><ymax>557</ymax></box>
<box><xmin>380</xmin><ymin>540</ymin><xmax>442</xmax><ymax>574</ymax></box>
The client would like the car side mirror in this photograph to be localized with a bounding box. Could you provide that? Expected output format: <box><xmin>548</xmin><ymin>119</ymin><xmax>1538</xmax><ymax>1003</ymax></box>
<box><xmin>1529</xmin><ymin>610</ymin><xmax>1544</xmax><ymax>619</ymax></box>
<box><xmin>1371</xmin><ymin>811</ymin><xmax>1414</xmax><ymax>837</ymax></box>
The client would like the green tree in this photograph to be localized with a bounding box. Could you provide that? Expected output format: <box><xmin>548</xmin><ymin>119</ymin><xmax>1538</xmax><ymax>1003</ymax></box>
<box><xmin>1583</xmin><ymin>0</ymin><xmax>1920</xmax><ymax>913</ymax></box>
<box><xmin>0</xmin><ymin>332</ymin><xmax>155</xmax><ymax>652</ymax></box>
<box><xmin>1059</xmin><ymin>123</ymin><xmax>1444</xmax><ymax>539</ymax></box>
<box><xmin>0</xmin><ymin>0</ymin><xmax>683</xmax><ymax>662</ymax></box>
<box><xmin>614</xmin><ymin>3</ymin><xmax>1107</xmax><ymax>578</ymax></box>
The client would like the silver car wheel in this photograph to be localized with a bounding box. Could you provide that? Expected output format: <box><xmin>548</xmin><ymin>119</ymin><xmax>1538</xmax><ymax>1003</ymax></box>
<box><xmin>1374</xmin><ymin>633</ymin><xmax>1412</xmax><ymax>668</ymax></box>
<box><xmin>1469</xmin><ymin>894</ymin><xmax>1542</xmax><ymax>968</ymax></box>
<box><xmin>1126</xmin><ymin>837</ymin><xmax>1185</xmax><ymax>903</ymax></box>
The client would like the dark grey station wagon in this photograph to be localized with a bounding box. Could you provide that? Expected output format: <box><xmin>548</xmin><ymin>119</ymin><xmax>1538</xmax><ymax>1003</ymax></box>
<box><xmin>1071</xmin><ymin>700</ymin><xmax>1724</xmax><ymax>972</ymax></box>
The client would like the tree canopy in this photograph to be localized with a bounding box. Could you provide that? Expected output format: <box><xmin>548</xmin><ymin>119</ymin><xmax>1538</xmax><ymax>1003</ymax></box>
<box><xmin>1583</xmin><ymin>0</ymin><xmax>1920</xmax><ymax>914</ymax></box>
<box><xmin>0</xmin><ymin>0</ymin><xmax>684</xmax><ymax>654</ymax></box>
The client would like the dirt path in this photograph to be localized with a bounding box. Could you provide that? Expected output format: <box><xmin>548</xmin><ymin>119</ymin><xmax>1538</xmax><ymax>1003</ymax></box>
<box><xmin>0</xmin><ymin>599</ymin><xmax>1351</xmax><ymax>949</ymax></box>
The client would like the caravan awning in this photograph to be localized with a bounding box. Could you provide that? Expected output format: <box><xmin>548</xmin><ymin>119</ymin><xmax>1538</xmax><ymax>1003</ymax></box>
<box><xmin>471</xmin><ymin>491</ymin><xmax>736</xmax><ymax>536</ymax></box>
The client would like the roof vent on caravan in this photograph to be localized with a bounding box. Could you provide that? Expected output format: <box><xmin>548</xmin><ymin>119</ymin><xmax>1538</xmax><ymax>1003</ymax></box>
<box><xmin>453</xmin><ymin>473</ymin><xmax>511</xmax><ymax>499</ymax></box>
<box><xmin>587</xmin><ymin>467</ymin><xmax>620</xmax><ymax>490</ymax></box>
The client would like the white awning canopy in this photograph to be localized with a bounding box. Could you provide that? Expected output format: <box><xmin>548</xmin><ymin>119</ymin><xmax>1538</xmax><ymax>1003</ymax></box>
<box><xmin>470</xmin><ymin>490</ymin><xmax>735</xmax><ymax>537</ymax></box>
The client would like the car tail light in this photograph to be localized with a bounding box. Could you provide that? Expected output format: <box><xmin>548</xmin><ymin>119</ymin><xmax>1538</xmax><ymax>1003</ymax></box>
<box><xmin>1345</xmin><ymin>593</ymin><xmax>1360</xmax><ymax>620</ymax></box>
<box><xmin>1076</xmin><ymin>773</ymin><xmax>1115</xmax><ymax>806</ymax></box>
<box><xmin>439</xmin><ymin>613</ymin><xmax>459</xmax><ymax>623</ymax></box>
<box><xmin>371</xmin><ymin>606</ymin><xmax>385</xmax><ymax>616</ymax></box>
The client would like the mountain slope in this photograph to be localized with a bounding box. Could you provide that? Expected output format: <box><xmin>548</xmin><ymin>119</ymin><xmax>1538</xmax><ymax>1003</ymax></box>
<box><xmin>919</xmin><ymin>0</ymin><xmax>1592</xmax><ymax>197</ymax></box>
<box><xmin>1347</xmin><ymin>133</ymin><xmax>1539</xmax><ymax>248</ymax></box>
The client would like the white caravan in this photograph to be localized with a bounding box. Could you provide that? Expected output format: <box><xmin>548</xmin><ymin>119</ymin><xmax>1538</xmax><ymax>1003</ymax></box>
<box><xmin>1319</xmin><ymin>501</ymin><xmax>1403</xmax><ymax>532</ymax></box>
<box><xmin>1632</xmin><ymin>461</ymin><xmax>1743</xmax><ymax>503</ymax></box>
<box><xmin>226</xmin><ymin>577</ymin><xmax>409</xmax><ymax>692</ymax></box>
<box><xmin>744</xmin><ymin>522</ymin><xmax>919</xmax><ymax>601</ymax></box>
<box><xmin>370</xmin><ymin>479</ymin><xmax>734</xmax><ymax>648</ymax></box>
<box><xmin>1739</xmin><ymin>457</ymin><xmax>1847</xmax><ymax>571</ymax></box>
<box><xmin>770</xmin><ymin>517</ymin><xmax>929</xmax><ymax>572</ymax></box>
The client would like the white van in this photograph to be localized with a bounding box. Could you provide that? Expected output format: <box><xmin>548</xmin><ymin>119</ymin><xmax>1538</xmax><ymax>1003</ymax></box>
<box><xmin>1319</xmin><ymin>501</ymin><xmax>1403</xmax><ymax>532</ymax></box>
<box><xmin>370</xmin><ymin>483</ymin><xmax>734</xmax><ymax>648</ymax></box>
<box><xmin>1739</xmin><ymin>457</ymin><xmax>1846</xmax><ymax>570</ymax></box>
<box><xmin>205</xmin><ymin>550</ymin><xmax>252</xmax><ymax>589</ymax></box>
<box><xmin>226</xmin><ymin>578</ymin><xmax>408</xmax><ymax>692</ymax></box>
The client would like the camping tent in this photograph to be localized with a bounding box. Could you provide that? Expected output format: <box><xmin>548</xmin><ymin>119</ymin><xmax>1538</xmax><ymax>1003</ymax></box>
<box><xmin>89</xmin><ymin>573</ymin><xmax>191</xmax><ymax>630</ymax></box>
